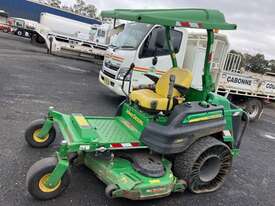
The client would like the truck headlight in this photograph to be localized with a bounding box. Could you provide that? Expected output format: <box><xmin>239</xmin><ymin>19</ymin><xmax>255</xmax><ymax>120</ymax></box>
<box><xmin>117</xmin><ymin>67</ymin><xmax>131</xmax><ymax>81</ymax></box>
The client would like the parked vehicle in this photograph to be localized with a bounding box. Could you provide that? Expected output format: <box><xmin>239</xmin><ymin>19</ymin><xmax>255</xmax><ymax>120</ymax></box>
<box><xmin>99</xmin><ymin>23</ymin><xmax>274</xmax><ymax>121</ymax></box>
<box><xmin>99</xmin><ymin>24</ymin><xmax>227</xmax><ymax>97</ymax></box>
<box><xmin>1</xmin><ymin>0</ymin><xmax>100</xmax><ymax>25</ymax></box>
<box><xmin>8</xmin><ymin>17</ymin><xmax>38</xmax><ymax>38</ymax></box>
<box><xmin>94</xmin><ymin>23</ymin><xmax>125</xmax><ymax>46</ymax></box>
<box><xmin>0</xmin><ymin>10</ymin><xmax>11</xmax><ymax>33</ymax></box>
<box><xmin>34</xmin><ymin>12</ymin><xmax>107</xmax><ymax>61</ymax></box>
<box><xmin>217</xmin><ymin>53</ymin><xmax>275</xmax><ymax>120</ymax></box>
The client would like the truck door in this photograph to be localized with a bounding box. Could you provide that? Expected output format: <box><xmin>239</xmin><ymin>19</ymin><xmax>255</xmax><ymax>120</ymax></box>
<box><xmin>132</xmin><ymin>26</ymin><xmax>183</xmax><ymax>87</ymax></box>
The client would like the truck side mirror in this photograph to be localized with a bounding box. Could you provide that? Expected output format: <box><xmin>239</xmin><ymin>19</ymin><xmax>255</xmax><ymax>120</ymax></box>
<box><xmin>152</xmin><ymin>56</ymin><xmax>158</xmax><ymax>65</ymax></box>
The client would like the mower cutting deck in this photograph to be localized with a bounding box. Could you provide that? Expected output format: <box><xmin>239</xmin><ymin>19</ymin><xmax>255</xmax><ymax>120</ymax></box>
<box><xmin>24</xmin><ymin>8</ymin><xmax>248</xmax><ymax>201</ymax></box>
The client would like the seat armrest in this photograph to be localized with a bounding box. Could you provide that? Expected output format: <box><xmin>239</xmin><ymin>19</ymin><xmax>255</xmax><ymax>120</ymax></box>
<box><xmin>144</xmin><ymin>73</ymin><xmax>159</xmax><ymax>84</ymax></box>
<box><xmin>174</xmin><ymin>84</ymin><xmax>189</xmax><ymax>96</ymax></box>
<box><xmin>133</xmin><ymin>84</ymin><xmax>155</xmax><ymax>91</ymax></box>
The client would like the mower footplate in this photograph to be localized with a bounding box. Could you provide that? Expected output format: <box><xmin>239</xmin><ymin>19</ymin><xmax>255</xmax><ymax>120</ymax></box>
<box><xmin>45</xmin><ymin>107</ymin><xmax>148</xmax><ymax>152</ymax></box>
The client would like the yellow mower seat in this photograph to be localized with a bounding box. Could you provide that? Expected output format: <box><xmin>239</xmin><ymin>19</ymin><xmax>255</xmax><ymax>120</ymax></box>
<box><xmin>130</xmin><ymin>68</ymin><xmax>193</xmax><ymax>111</ymax></box>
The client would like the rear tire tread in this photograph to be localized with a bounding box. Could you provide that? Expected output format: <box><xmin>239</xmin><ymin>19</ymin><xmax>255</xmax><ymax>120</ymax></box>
<box><xmin>174</xmin><ymin>137</ymin><xmax>232</xmax><ymax>194</ymax></box>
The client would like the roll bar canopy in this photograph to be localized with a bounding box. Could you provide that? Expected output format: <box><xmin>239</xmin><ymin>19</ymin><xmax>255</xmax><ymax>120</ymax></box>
<box><xmin>101</xmin><ymin>9</ymin><xmax>237</xmax><ymax>30</ymax></box>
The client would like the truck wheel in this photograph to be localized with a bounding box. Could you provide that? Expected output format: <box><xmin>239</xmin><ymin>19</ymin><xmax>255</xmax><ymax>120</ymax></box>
<box><xmin>25</xmin><ymin>119</ymin><xmax>56</xmax><ymax>148</ymax></box>
<box><xmin>16</xmin><ymin>30</ymin><xmax>23</xmax><ymax>36</ymax></box>
<box><xmin>36</xmin><ymin>34</ymin><xmax>45</xmax><ymax>44</ymax></box>
<box><xmin>173</xmin><ymin>137</ymin><xmax>232</xmax><ymax>194</ymax></box>
<box><xmin>3</xmin><ymin>28</ymin><xmax>9</xmax><ymax>33</ymax></box>
<box><xmin>26</xmin><ymin>157</ymin><xmax>71</xmax><ymax>200</ymax></box>
<box><xmin>245</xmin><ymin>99</ymin><xmax>263</xmax><ymax>121</ymax></box>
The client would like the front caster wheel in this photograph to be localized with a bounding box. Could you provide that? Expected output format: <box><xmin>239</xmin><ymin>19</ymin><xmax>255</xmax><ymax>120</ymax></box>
<box><xmin>25</xmin><ymin>119</ymin><xmax>56</xmax><ymax>148</ymax></box>
<box><xmin>105</xmin><ymin>184</ymin><xmax>118</xmax><ymax>199</ymax></box>
<box><xmin>174</xmin><ymin>137</ymin><xmax>232</xmax><ymax>194</ymax></box>
<box><xmin>26</xmin><ymin>157</ymin><xmax>71</xmax><ymax>200</ymax></box>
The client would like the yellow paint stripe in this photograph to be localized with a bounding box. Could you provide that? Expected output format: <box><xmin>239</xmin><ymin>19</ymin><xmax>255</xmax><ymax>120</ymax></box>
<box><xmin>189</xmin><ymin>114</ymin><xmax>222</xmax><ymax>123</ymax></box>
<box><xmin>112</xmin><ymin>55</ymin><xmax>124</xmax><ymax>60</ymax></box>
<box><xmin>134</xmin><ymin>66</ymin><xmax>165</xmax><ymax>75</ymax></box>
<box><xmin>112</xmin><ymin>57</ymin><xmax>124</xmax><ymax>62</ymax></box>
<box><xmin>149</xmin><ymin>179</ymin><xmax>160</xmax><ymax>184</ymax></box>
<box><xmin>75</xmin><ymin>115</ymin><xmax>90</xmax><ymax>127</ymax></box>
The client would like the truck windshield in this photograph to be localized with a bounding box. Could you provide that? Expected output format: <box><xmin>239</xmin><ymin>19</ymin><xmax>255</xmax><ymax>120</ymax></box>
<box><xmin>111</xmin><ymin>23</ymin><xmax>152</xmax><ymax>49</ymax></box>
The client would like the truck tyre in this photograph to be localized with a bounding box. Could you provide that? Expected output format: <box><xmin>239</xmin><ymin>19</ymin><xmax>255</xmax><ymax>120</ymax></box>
<box><xmin>245</xmin><ymin>99</ymin><xmax>263</xmax><ymax>121</ymax></box>
<box><xmin>36</xmin><ymin>34</ymin><xmax>45</xmax><ymax>44</ymax></box>
<box><xmin>16</xmin><ymin>29</ymin><xmax>24</xmax><ymax>36</ymax></box>
<box><xmin>173</xmin><ymin>137</ymin><xmax>232</xmax><ymax>194</ymax></box>
<box><xmin>3</xmin><ymin>28</ymin><xmax>9</xmax><ymax>33</ymax></box>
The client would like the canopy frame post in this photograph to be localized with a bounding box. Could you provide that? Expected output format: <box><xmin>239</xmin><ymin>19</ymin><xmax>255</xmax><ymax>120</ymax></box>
<box><xmin>113</xmin><ymin>18</ymin><xmax>117</xmax><ymax>28</ymax></box>
<box><xmin>202</xmin><ymin>29</ymin><xmax>215</xmax><ymax>99</ymax></box>
<box><xmin>165</xmin><ymin>26</ymin><xmax>178</xmax><ymax>68</ymax></box>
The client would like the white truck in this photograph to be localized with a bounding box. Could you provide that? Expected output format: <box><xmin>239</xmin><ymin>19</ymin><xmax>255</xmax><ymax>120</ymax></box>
<box><xmin>8</xmin><ymin>17</ymin><xmax>39</xmax><ymax>37</ymax></box>
<box><xmin>99</xmin><ymin>23</ymin><xmax>275</xmax><ymax>121</ymax></box>
<box><xmin>218</xmin><ymin>55</ymin><xmax>275</xmax><ymax>120</ymax></box>
<box><xmin>34</xmin><ymin>13</ymin><xmax>109</xmax><ymax>61</ymax></box>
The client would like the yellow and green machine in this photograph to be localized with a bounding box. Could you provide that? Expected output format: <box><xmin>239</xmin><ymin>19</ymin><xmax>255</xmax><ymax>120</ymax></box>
<box><xmin>25</xmin><ymin>9</ymin><xmax>249</xmax><ymax>200</ymax></box>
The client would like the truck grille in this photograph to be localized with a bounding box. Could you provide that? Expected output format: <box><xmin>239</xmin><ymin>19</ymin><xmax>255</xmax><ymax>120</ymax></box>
<box><xmin>105</xmin><ymin>61</ymin><xmax>120</xmax><ymax>71</ymax></box>
<box><xmin>103</xmin><ymin>70</ymin><xmax>116</xmax><ymax>79</ymax></box>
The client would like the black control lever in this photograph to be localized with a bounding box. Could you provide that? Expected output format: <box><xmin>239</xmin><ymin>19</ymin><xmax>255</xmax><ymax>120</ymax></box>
<box><xmin>121</xmin><ymin>63</ymin><xmax>135</xmax><ymax>98</ymax></box>
<box><xmin>166</xmin><ymin>74</ymin><xmax>176</xmax><ymax>112</ymax></box>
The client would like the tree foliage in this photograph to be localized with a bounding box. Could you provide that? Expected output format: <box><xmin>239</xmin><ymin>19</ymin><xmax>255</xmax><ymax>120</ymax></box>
<box><xmin>230</xmin><ymin>50</ymin><xmax>272</xmax><ymax>74</ymax></box>
<box><xmin>39</xmin><ymin>0</ymin><xmax>97</xmax><ymax>18</ymax></box>
<box><xmin>73</xmin><ymin>0</ymin><xmax>97</xmax><ymax>18</ymax></box>
<box><xmin>49</xmin><ymin>0</ymin><xmax>61</xmax><ymax>8</ymax></box>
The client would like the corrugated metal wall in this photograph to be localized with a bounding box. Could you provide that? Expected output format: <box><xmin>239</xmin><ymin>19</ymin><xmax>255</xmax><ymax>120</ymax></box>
<box><xmin>0</xmin><ymin>0</ymin><xmax>101</xmax><ymax>25</ymax></box>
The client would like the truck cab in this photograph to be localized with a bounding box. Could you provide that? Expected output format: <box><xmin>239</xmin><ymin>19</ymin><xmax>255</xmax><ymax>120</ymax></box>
<box><xmin>99</xmin><ymin>22</ymin><xmax>229</xmax><ymax>96</ymax></box>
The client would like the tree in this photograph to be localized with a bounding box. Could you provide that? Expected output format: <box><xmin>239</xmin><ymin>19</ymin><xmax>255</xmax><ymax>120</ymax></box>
<box><xmin>73</xmin><ymin>0</ymin><xmax>86</xmax><ymax>15</ymax></box>
<box><xmin>269</xmin><ymin>60</ymin><xmax>275</xmax><ymax>73</ymax></box>
<box><xmin>49</xmin><ymin>0</ymin><xmax>61</xmax><ymax>8</ymax></box>
<box><xmin>62</xmin><ymin>5</ymin><xmax>74</xmax><ymax>12</ymax></box>
<box><xmin>244</xmin><ymin>53</ymin><xmax>268</xmax><ymax>73</ymax></box>
<box><xmin>82</xmin><ymin>4</ymin><xmax>97</xmax><ymax>18</ymax></box>
<box><xmin>73</xmin><ymin>0</ymin><xmax>97</xmax><ymax>18</ymax></box>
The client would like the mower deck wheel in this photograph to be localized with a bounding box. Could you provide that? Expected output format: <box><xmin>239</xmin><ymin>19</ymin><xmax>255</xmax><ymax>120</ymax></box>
<box><xmin>25</xmin><ymin>119</ymin><xmax>56</xmax><ymax>148</ymax></box>
<box><xmin>105</xmin><ymin>184</ymin><xmax>118</xmax><ymax>199</ymax></box>
<box><xmin>26</xmin><ymin>157</ymin><xmax>71</xmax><ymax>200</ymax></box>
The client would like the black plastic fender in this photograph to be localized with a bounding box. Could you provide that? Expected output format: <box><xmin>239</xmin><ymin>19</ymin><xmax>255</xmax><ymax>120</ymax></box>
<box><xmin>141</xmin><ymin>102</ymin><xmax>226</xmax><ymax>154</ymax></box>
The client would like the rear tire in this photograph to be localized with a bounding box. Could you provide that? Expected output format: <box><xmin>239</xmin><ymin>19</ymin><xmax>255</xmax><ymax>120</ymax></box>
<box><xmin>173</xmin><ymin>137</ymin><xmax>232</xmax><ymax>194</ymax></box>
<box><xmin>26</xmin><ymin>157</ymin><xmax>71</xmax><ymax>200</ymax></box>
<box><xmin>245</xmin><ymin>99</ymin><xmax>263</xmax><ymax>121</ymax></box>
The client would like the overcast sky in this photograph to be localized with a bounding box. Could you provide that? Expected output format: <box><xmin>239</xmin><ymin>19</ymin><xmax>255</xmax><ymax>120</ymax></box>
<box><xmin>63</xmin><ymin>0</ymin><xmax>275</xmax><ymax>60</ymax></box>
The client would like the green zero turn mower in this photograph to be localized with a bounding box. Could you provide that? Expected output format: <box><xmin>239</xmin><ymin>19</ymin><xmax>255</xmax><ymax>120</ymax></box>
<box><xmin>25</xmin><ymin>9</ymin><xmax>249</xmax><ymax>200</ymax></box>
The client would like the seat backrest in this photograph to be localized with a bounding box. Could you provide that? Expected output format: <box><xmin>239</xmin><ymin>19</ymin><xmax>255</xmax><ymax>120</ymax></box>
<box><xmin>156</xmin><ymin>68</ymin><xmax>193</xmax><ymax>98</ymax></box>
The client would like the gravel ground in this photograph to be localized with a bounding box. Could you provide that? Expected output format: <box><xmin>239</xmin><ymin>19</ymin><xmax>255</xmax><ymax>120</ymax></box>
<box><xmin>0</xmin><ymin>32</ymin><xmax>274</xmax><ymax>206</ymax></box>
